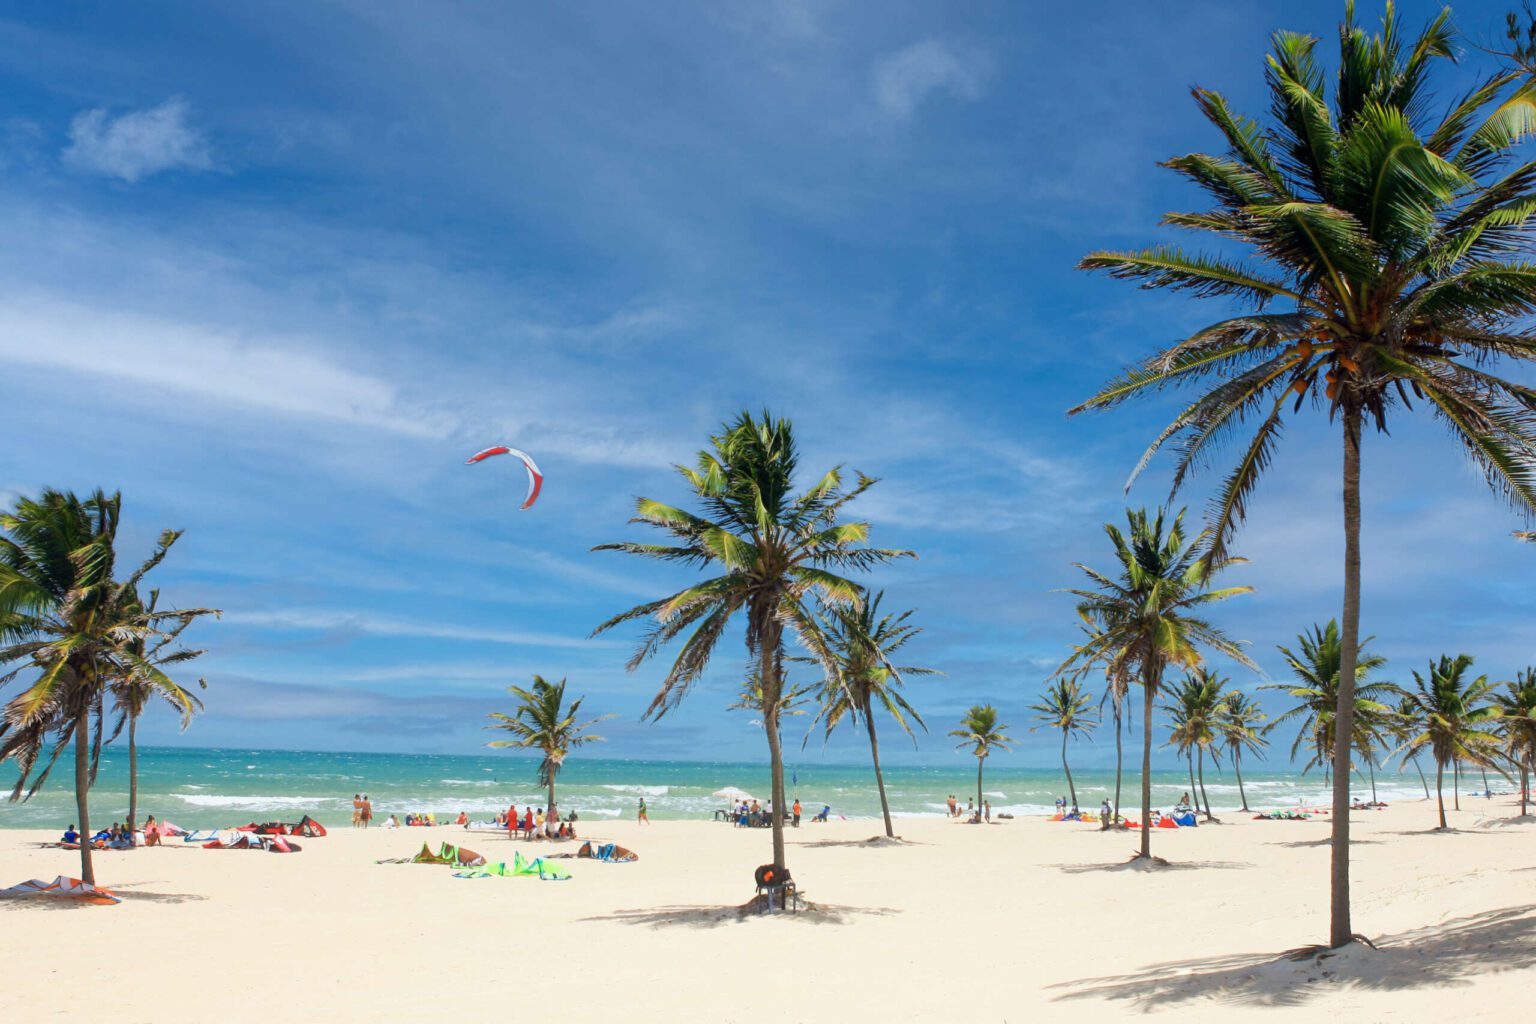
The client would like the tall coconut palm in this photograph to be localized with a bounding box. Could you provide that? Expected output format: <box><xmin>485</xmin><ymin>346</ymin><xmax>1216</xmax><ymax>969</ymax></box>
<box><xmin>1163</xmin><ymin>670</ymin><xmax>1227</xmax><ymax>821</ymax></box>
<box><xmin>592</xmin><ymin>411</ymin><xmax>912</xmax><ymax>873</ymax></box>
<box><xmin>1071</xmin><ymin>5</ymin><xmax>1536</xmax><ymax>946</ymax></box>
<box><xmin>487</xmin><ymin>675</ymin><xmax>610</xmax><ymax>835</ymax></box>
<box><xmin>1267</xmin><ymin>621</ymin><xmax>1397</xmax><ymax>778</ymax></box>
<box><xmin>805</xmin><ymin>593</ymin><xmax>938</xmax><ymax>839</ymax></box>
<box><xmin>1218</xmin><ymin>690</ymin><xmax>1268</xmax><ymax>811</ymax></box>
<box><xmin>1495</xmin><ymin>668</ymin><xmax>1536</xmax><ymax>816</ymax></box>
<box><xmin>950</xmin><ymin>704</ymin><xmax>1010</xmax><ymax>812</ymax></box>
<box><xmin>0</xmin><ymin>490</ymin><xmax>191</xmax><ymax>883</ymax></box>
<box><xmin>1399</xmin><ymin>654</ymin><xmax>1503</xmax><ymax>829</ymax></box>
<box><xmin>1060</xmin><ymin>507</ymin><xmax>1252</xmax><ymax>859</ymax></box>
<box><xmin>1030</xmin><ymin>679</ymin><xmax>1097</xmax><ymax>811</ymax></box>
<box><xmin>108</xmin><ymin>588</ymin><xmax>216</xmax><ymax>836</ymax></box>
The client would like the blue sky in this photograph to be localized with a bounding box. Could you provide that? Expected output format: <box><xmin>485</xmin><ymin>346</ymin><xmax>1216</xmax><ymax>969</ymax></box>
<box><xmin>2</xmin><ymin>2</ymin><xmax>1532</xmax><ymax>769</ymax></box>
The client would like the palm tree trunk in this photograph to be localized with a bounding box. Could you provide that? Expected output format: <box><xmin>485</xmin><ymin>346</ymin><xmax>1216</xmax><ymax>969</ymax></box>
<box><xmin>1329</xmin><ymin>407</ymin><xmax>1363</xmax><ymax>949</ymax></box>
<box><xmin>1186</xmin><ymin>751</ymin><xmax>1197</xmax><ymax>812</ymax></box>
<box><xmin>864</xmin><ymin>705</ymin><xmax>895</xmax><ymax>839</ymax></box>
<box><xmin>1061</xmin><ymin>728</ymin><xmax>1077</xmax><ymax>810</ymax></box>
<box><xmin>1480</xmin><ymin>765</ymin><xmax>1490</xmax><ymax>799</ymax></box>
<box><xmin>1367</xmin><ymin>758</ymin><xmax>1377</xmax><ymax>804</ymax></box>
<box><xmin>1197</xmin><ymin>745</ymin><xmax>1214</xmax><ymax>822</ymax></box>
<box><xmin>976</xmin><ymin>754</ymin><xmax>984</xmax><ymax>813</ymax></box>
<box><xmin>1522</xmin><ymin>765</ymin><xmax>1529</xmax><ymax>817</ymax></box>
<box><xmin>1413</xmin><ymin>755</ymin><xmax>1430</xmax><ymax>798</ymax></box>
<box><xmin>74</xmin><ymin>712</ymin><xmax>95</xmax><ymax>885</ymax></box>
<box><xmin>1436</xmin><ymin>759</ymin><xmax>1447</xmax><ymax>829</ymax></box>
<box><xmin>1139</xmin><ymin>672</ymin><xmax>1154</xmax><ymax>859</ymax></box>
<box><xmin>127</xmin><ymin>714</ymin><xmax>139</xmax><ymax>842</ymax></box>
<box><xmin>546</xmin><ymin>769</ymin><xmax>557</xmax><ymax>837</ymax></box>
<box><xmin>1454</xmin><ymin>761</ymin><xmax>1460</xmax><ymax>810</ymax></box>
<box><xmin>1234</xmin><ymin>749</ymin><xmax>1249</xmax><ymax>812</ymax></box>
<box><xmin>1113</xmin><ymin>700</ymin><xmax>1124</xmax><ymax>825</ymax></box>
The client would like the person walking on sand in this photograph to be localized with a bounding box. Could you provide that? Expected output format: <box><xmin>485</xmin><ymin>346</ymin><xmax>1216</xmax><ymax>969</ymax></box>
<box><xmin>983</xmin><ymin>800</ymin><xmax>991</xmax><ymax>823</ymax></box>
<box><xmin>1101</xmin><ymin>798</ymin><xmax>1112</xmax><ymax>830</ymax></box>
<box><xmin>361</xmin><ymin>795</ymin><xmax>373</xmax><ymax>829</ymax></box>
<box><xmin>352</xmin><ymin>794</ymin><xmax>363</xmax><ymax>829</ymax></box>
<box><xmin>637</xmin><ymin>797</ymin><xmax>650</xmax><ymax>825</ymax></box>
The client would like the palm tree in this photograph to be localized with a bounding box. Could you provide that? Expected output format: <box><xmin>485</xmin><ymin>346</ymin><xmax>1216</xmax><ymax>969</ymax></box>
<box><xmin>0</xmin><ymin>490</ymin><xmax>191</xmax><ymax>883</ymax></box>
<box><xmin>1071</xmin><ymin>6</ymin><xmax>1536</xmax><ymax>946</ymax></box>
<box><xmin>108</xmin><ymin>588</ymin><xmax>216</xmax><ymax>836</ymax></box>
<box><xmin>1060</xmin><ymin>507</ymin><xmax>1252</xmax><ymax>860</ymax></box>
<box><xmin>592</xmin><ymin>411</ymin><xmax>912</xmax><ymax>872</ymax></box>
<box><xmin>1218</xmin><ymin>690</ymin><xmax>1268</xmax><ymax>812</ymax></box>
<box><xmin>1030</xmin><ymin>679</ymin><xmax>1097</xmax><ymax>811</ymax></box>
<box><xmin>805</xmin><ymin>593</ymin><xmax>938</xmax><ymax>839</ymax></box>
<box><xmin>1391</xmin><ymin>696</ymin><xmax>1433</xmax><ymax>798</ymax></box>
<box><xmin>1399</xmin><ymin>655</ymin><xmax>1503</xmax><ymax>830</ymax></box>
<box><xmin>487</xmin><ymin>675</ymin><xmax>610</xmax><ymax>835</ymax></box>
<box><xmin>1163</xmin><ymin>670</ymin><xmax>1227</xmax><ymax>821</ymax></box>
<box><xmin>1495</xmin><ymin>668</ymin><xmax>1536</xmax><ymax>816</ymax></box>
<box><xmin>950</xmin><ymin>705</ymin><xmax>1011</xmax><ymax>812</ymax></box>
<box><xmin>1267</xmin><ymin>622</ymin><xmax>1397</xmax><ymax>779</ymax></box>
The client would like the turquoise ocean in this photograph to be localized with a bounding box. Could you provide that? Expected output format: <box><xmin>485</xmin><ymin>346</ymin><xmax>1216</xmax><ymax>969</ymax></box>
<box><xmin>0</xmin><ymin>745</ymin><xmax>1433</xmax><ymax>831</ymax></box>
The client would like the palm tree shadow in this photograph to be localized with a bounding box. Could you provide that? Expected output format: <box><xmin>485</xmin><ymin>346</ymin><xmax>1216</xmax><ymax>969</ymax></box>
<box><xmin>798</xmin><ymin>836</ymin><xmax>929</xmax><ymax>849</ymax></box>
<box><xmin>1050</xmin><ymin>904</ymin><xmax>1536</xmax><ymax>1010</ymax></box>
<box><xmin>0</xmin><ymin>888</ymin><xmax>207</xmax><ymax>910</ymax></box>
<box><xmin>580</xmin><ymin>900</ymin><xmax>899</xmax><ymax>929</ymax></box>
<box><xmin>1057</xmin><ymin>856</ymin><xmax>1253</xmax><ymax>874</ymax></box>
<box><xmin>1269</xmin><ymin>837</ymin><xmax>1381</xmax><ymax>849</ymax></box>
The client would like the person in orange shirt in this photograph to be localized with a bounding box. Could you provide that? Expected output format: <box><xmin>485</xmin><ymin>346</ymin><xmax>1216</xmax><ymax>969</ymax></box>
<box><xmin>792</xmin><ymin>799</ymin><xmax>802</xmax><ymax>827</ymax></box>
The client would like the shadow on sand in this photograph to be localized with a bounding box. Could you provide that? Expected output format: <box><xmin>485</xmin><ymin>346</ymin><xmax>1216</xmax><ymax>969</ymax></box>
<box><xmin>1268</xmin><ymin>837</ymin><xmax>1381</xmax><ymax>849</ymax></box>
<box><xmin>1050</xmin><ymin>904</ymin><xmax>1536</xmax><ymax>1010</ymax></box>
<box><xmin>0</xmin><ymin>885</ymin><xmax>207</xmax><ymax>911</ymax></box>
<box><xmin>1056</xmin><ymin>855</ymin><xmax>1253</xmax><ymax>874</ymax></box>
<box><xmin>580</xmin><ymin>899</ymin><xmax>899</xmax><ymax>930</ymax></box>
<box><xmin>797</xmin><ymin>835</ymin><xmax>928</xmax><ymax>849</ymax></box>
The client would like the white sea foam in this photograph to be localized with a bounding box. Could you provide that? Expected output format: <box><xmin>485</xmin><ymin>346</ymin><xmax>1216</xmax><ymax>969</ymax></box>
<box><xmin>174</xmin><ymin>794</ymin><xmax>332</xmax><ymax>808</ymax></box>
<box><xmin>600</xmin><ymin>784</ymin><xmax>670</xmax><ymax>796</ymax></box>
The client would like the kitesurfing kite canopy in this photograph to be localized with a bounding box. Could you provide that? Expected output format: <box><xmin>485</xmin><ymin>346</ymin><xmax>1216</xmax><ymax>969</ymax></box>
<box><xmin>465</xmin><ymin>445</ymin><xmax>544</xmax><ymax>509</ymax></box>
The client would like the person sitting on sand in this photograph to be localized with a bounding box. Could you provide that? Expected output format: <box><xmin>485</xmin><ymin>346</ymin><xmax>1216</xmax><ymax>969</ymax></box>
<box><xmin>813</xmin><ymin>805</ymin><xmax>830</xmax><ymax>823</ymax></box>
<box><xmin>144</xmin><ymin>815</ymin><xmax>161</xmax><ymax>847</ymax></box>
<box><xmin>62</xmin><ymin>825</ymin><xmax>79</xmax><ymax>845</ymax></box>
<box><xmin>384</xmin><ymin>814</ymin><xmax>399</xmax><ymax>829</ymax></box>
<box><xmin>456</xmin><ymin>811</ymin><xmax>468</xmax><ymax>826</ymax></box>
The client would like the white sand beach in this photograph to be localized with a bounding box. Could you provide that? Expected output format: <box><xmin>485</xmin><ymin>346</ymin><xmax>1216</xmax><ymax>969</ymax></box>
<box><xmin>3</xmin><ymin>800</ymin><xmax>1532</xmax><ymax>1022</ymax></box>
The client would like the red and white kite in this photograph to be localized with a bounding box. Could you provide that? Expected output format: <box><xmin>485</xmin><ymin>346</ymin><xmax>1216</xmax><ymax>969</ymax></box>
<box><xmin>465</xmin><ymin>445</ymin><xmax>544</xmax><ymax>510</ymax></box>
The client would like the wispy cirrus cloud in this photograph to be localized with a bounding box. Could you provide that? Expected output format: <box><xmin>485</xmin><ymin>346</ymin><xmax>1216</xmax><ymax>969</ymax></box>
<box><xmin>221</xmin><ymin>608</ymin><xmax>620</xmax><ymax>651</ymax></box>
<box><xmin>872</xmin><ymin>40</ymin><xmax>990</xmax><ymax>120</ymax></box>
<box><xmin>62</xmin><ymin>96</ymin><xmax>212</xmax><ymax>182</ymax></box>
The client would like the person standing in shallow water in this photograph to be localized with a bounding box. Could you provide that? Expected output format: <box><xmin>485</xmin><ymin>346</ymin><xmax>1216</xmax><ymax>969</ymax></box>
<box><xmin>360</xmin><ymin>795</ymin><xmax>373</xmax><ymax>829</ymax></box>
<box><xmin>637</xmin><ymin>797</ymin><xmax>650</xmax><ymax>825</ymax></box>
<box><xmin>352</xmin><ymin>794</ymin><xmax>362</xmax><ymax>829</ymax></box>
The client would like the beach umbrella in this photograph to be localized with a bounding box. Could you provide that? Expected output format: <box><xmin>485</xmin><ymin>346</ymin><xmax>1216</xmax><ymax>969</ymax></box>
<box><xmin>712</xmin><ymin>786</ymin><xmax>754</xmax><ymax>802</ymax></box>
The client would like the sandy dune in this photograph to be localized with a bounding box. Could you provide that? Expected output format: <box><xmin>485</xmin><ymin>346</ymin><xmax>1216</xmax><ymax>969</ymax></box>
<box><xmin>2</xmin><ymin>799</ymin><xmax>1532</xmax><ymax>1022</ymax></box>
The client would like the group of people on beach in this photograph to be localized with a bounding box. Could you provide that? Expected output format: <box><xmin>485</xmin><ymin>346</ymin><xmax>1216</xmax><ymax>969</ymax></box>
<box><xmin>946</xmin><ymin>794</ymin><xmax>991</xmax><ymax>824</ymax></box>
<box><xmin>351</xmin><ymin>794</ymin><xmax>373</xmax><ymax>828</ymax></box>
<box><xmin>60</xmin><ymin>814</ymin><xmax>165</xmax><ymax>849</ymax></box>
<box><xmin>731</xmin><ymin>797</ymin><xmax>825</xmax><ymax>828</ymax></box>
<box><xmin>494</xmin><ymin>805</ymin><xmax>579</xmax><ymax>839</ymax></box>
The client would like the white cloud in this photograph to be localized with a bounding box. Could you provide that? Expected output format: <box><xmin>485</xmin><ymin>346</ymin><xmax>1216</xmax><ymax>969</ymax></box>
<box><xmin>62</xmin><ymin>96</ymin><xmax>212</xmax><ymax>182</ymax></box>
<box><xmin>222</xmin><ymin>608</ymin><xmax>620</xmax><ymax>650</ymax></box>
<box><xmin>0</xmin><ymin>295</ymin><xmax>448</xmax><ymax>438</ymax></box>
<box><xmin>872</xmin><ymin>41</ymin><xmax>989</xmax><ymax>121</ymax></box>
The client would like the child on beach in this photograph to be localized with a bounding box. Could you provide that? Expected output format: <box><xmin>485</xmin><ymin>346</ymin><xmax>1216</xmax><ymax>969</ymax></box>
<box><xmin>638</xmin><ymin>797</ymin><xmax>650</xmax><ymax>824</ymax></box>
